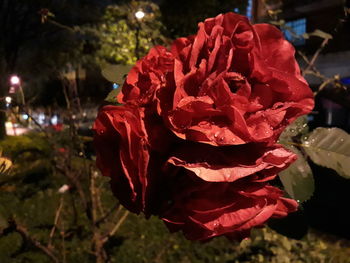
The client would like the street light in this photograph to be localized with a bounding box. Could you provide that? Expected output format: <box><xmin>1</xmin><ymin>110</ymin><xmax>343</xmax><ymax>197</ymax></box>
<box><xmin>10</xmin><ymin>75</ymin><xmax>20</xmax><ymax>85</ymax></box>
<box><xmin>5</xmin><ymin>97</ymin><xmax>12</xmax><ymax>104</ymax></box>
<box><xmin>134</xmin><ymin>10</ymin><xmax>145</xmax><ymax>60</ymax></box>
<box><xmin>135</xmin><ymin>10</ymin><xmax>145</xmax><ymax>20</ymax></box>
<box><xmin>8</xmin><ymin>74</ymin><xmax>25</xmax><ymax>105</ymax></box>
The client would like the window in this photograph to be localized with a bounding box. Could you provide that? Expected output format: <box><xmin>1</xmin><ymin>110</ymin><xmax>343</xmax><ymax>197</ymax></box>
<box><xmin>283</xmin><ymin>18</ymin><xmax>307</xmax><ymax>46</ymax></box>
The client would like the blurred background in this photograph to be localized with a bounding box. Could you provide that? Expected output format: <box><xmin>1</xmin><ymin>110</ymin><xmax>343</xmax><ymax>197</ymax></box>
<box><xmin>1</xmin><ymin>0</ymin><xmax>350</xmax><ymax>262</ymax></box>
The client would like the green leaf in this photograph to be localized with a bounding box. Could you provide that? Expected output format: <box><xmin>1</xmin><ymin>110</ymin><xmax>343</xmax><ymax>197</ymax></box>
<box><xmin>279</xmin><ymin>116</ymin><xmax>308</xmax><ymax>142</ymax></box>
<box><xmin>301</xmin><ymin>127</ymin><xmax>350</xmax><ymax>179</ymax></box>
<box><xmin>104</xmin><ymin>88</ymin><xmax>121</xmax><ymax>104</ymax></box>
<box><xmin>279</xmin><ymin>145</ymin><xmax>314</xmax><ymax>202</ymax></box>
<box><xmin>101</xmin><ymin>63</ymin><xmax>132</xmax><ymax>83</ymax></box>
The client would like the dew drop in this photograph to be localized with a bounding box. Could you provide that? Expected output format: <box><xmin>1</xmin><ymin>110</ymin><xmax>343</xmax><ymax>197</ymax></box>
<box><xmin>340</xmin><ymin>138</ymin><xmax>344</xmax><ymax>142</ymax></box>
<box><xmin>219</xmin><ymin>137</ymin><xmax>224</xmax><ymax>142</ymax></box>
<box><xmin>223</xmin><ymin>170</ymin><xmax>231</xmax><ymax>179</ymax></box>
<box><xmin>214</xmin><ymin>132</ymin><xmax>220</xmax><ymax>138</ymax></box>
<box><xmin>99</xmin><ymin>130</ymin><xmax>104</xmax><ymax>134</ymax></box>
<box><xmin>213</xmin><ymin>221</ymin><xmax>220</xmax><ymax>231</ymax></box>
<box><xmin>297</xmin><ymin>200</ymin><xmax>300</xmax><ymax>203</ymax></box>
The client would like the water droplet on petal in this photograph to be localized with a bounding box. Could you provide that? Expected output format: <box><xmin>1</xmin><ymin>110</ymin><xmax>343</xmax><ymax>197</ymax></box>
<box><xmin>223</xmin><ymin>170</ymin><xmax>231</xmax><ymax>180</ymax></box>
<box><xmin>213</xmin><ymin>221</ymin><xmax>220</xmax><ymax>232</ymax></box>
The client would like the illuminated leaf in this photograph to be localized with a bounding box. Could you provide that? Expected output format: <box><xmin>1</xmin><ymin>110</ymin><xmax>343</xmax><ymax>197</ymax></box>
<box><xmin>279</xmin><ymin>116</ymin><xmax>308</xmax><ymax>142</ymax></box>
<box><xmin>101</xmin><ymin>63</ymin><xmax>132</xmax><ymax>84</ymax></box>
<box><xmin>105</xmin><ymin>89</ymin><xmax>121</xmax><ymax>104</ymax></box>
<box><xmin>279</xmin><ymin>145</ymin><xmax>314</xmax><ymax>202</ymax></box>
<box><xmin>302</xmin><ymin>127</ymin><xmax>350</xmax><ymax>179</ymax></box>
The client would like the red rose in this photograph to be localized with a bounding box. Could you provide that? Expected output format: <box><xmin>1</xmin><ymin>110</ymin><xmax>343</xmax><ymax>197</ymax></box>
<box><xmin>118</xmin><ymin>13</ymin><xmax>314</xmax><ymax>146</ymax></box>
<box><xmin>162</xmin><ymin>180</ymin><xmax>297</xmax><ymax>241</ymax></box>
<box><xmin>94</xmin><ymin>105</ymin><xmax>297</xmax><ymax>240</ymax></box>
<box><xmin>94</xmin><ymin>12</ymin><xmax>313</xmax><ymax>240</ymax></box>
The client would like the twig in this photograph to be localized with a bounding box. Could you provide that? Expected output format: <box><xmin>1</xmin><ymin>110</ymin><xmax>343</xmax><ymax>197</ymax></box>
<box><xmin>303</xmin><ymin>38</ymin><xmax>329</xmax><ymax>76</ymax></box>
<box><xmin>54</xmin><ymin>162</ymin><xmax>89</xmax><ymax>217</ymax></box>
<box><xmin>90</xmin><ymin>169</ymin><xmax>98</xmax><ymax>224</ymax></box>
<box><xmin>6</xmin><ymin>219</ymin><xmax>60</xmax><ymax>263</ymax></box>
<box><xmin>47</xmin><ymin>19</ymin><xmax>75</xmax><ymax>33</ymax></box>
<box><xmin>62</xmin><ymin>84</ymin><xmax>71</xmax><ymax>110</ymax></box>
<box><xmin>61</xmin><ymin>220</ymin><xmax>66</xmax><ymax>263</ymax></box>
<box><xmin>95</xmin><ymin>184</ymin><xmax>105</xmax><ymax>217</ymax></box>
<box><xmin>96</xmin><ymin>203</ymin><xmax>120</xmax><ymax>226</ymax></box>
<box><xmin>90</xmin><ymin>168</ymin><xmax>108</xmax><ymax>262</ymax></box>
<box><xmin>48</xmin><ymin>196</ymin><xmax>64</xmax><ymax>249</ymax></box>
<box><xmin>69</xmin><ymin>190</ymin><xmax>78</xmax><ymax>225</ymax></box>
<box><xmin>101</xmin><ymin>210</ymin><xmax>129</xmax><ymax>244</ymax></box>
<box><xmin>23</xmin><ymin>108</ymin><xmax>50</xmax><ymax>137</ymax></box>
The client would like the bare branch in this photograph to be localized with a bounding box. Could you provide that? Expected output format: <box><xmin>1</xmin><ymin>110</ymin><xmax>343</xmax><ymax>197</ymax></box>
<box><xmin>48</xmin><ymin>196</ymin><xmax>64</xmax><ymax>249</ymax></box>
<box><xmin>96</xmin><ymin>203</ymin><xmax>120</xmax><ymax>226</ymax></box>
<box><xmin>5</xmin><ymin>220</ymin><xmax>60</xmax><ymax>263</ymax></box>
<box><xmin>303</xmin><ymin>38</ymin><xmax>329</xmax><ymax>76</ymax></box>
<box><xmin>101</xmin><ymin>210</ymin><xmax>129</xmax><ymax>244</ymax></box>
